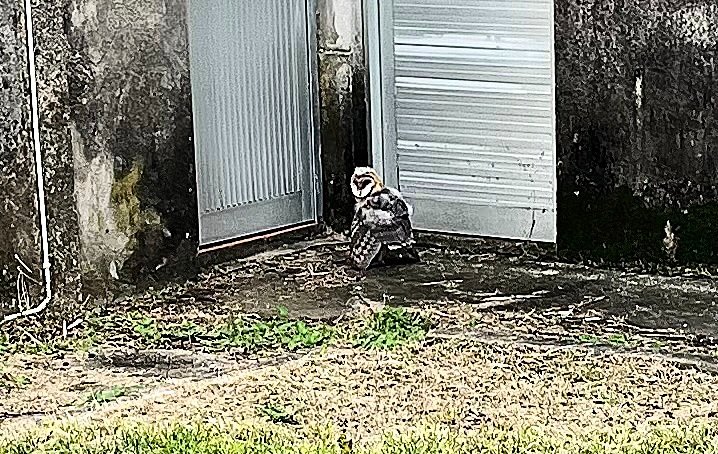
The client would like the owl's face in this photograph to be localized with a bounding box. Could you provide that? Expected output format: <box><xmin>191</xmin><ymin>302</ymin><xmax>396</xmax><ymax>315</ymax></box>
<box><xmin>351</xmin><ymin>167</ymin><xmax>384</xmax><ymax>200</ymax></box>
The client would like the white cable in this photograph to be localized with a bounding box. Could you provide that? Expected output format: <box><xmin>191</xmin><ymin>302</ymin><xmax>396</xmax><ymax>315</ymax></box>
<box><xmin>3</xmin><ymin>0</ymin><xmax>52</xmax><ymax>324</ymax></box>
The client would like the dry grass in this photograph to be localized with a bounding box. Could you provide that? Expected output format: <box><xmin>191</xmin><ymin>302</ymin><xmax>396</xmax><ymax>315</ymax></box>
<box><xmin>4</xmin><ymin>335</ymin><xmax>716</xmax><ymax>447</ymax></box>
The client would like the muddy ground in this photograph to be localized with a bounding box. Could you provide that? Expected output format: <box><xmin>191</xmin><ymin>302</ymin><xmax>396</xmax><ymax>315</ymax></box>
<box><xmin>2</xmin><ymin>234</ymin><xmax>718</xmax><ymax>443</ymax></box>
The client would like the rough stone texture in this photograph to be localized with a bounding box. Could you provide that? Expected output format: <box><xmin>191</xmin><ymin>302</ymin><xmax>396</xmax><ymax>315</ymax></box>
<box><xmin>555</xmin><ymin>1</ymin><xmax>718</xmax><ymax>265</ymax></box>
<box><xmin>0</xmin><ymin>0</ymin><xmax>39</xmax><ymax>316</ymax></box>
<box><xmin>67</xmin><ymin>0</ymin><xmax>198</xmax><ymax>287</ymax></box>
<box><xmin>32</xmin><ymin>0</ymin><xmax>83</xmax><ymax>320</ymax></box>
<box><xmin>316</xmin><ymin>0</ymin><xmax>368</xmax><ymax>232</ymax></box>
<box><xmin>0</xmin><ymin>0</ymin><xmax>83</xmax><ymax>321</ymax></box>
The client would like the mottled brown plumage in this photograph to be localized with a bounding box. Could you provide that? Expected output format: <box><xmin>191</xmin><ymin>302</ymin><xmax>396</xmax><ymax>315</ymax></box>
<box><xmin>349</xmin><ymin>167</ymin><xmax>418</xmax><ymax>270</ymax></box>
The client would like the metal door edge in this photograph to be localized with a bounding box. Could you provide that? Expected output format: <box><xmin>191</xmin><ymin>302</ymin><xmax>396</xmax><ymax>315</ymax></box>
<box><xmin>306</xmin><ymin>0</ymin><xmax>324</xmax><ymax>223</ymax></box>
<box><xmin>549</xmin><ymin>0</ymin><xmax>558</xmax><ymax>243</ymax></box>
<box><xmin>186</xmin><ymin>0</ymin><xmax>205</xmax><ymax>251</ymax></box>
<box><xmin>362</xmin><ymin>0</ymin><xmax>384</xmax><ymax>180</ymax></box>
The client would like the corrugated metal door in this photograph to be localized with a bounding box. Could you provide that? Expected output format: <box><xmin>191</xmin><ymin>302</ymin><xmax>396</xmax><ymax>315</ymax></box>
<box><xmin>187</xmin><ymin>1</ymin><xmax>321</xmax><ymax>247</ymax></box>
<box><xmin>366</xmin><ymin>0</ymin><xmax>557</xmax><ymax>242</ymax></box>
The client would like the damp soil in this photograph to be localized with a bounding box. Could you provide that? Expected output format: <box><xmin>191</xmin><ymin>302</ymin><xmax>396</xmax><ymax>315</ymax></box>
<box><xmin>97</xmin><ymin>233</ymin><xmax>718</xmax><ymax>340</ymax></box>
<box><xmin>3</xmin><ymin>234</ymin><xmax>718</xmax><ymax>438</ymax></box>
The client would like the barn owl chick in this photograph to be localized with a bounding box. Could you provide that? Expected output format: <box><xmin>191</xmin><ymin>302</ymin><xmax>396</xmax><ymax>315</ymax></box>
<box><xmin>348</xmin><ymin>167</ymin><xmax>419</xmax><ymax>270</ymax></box>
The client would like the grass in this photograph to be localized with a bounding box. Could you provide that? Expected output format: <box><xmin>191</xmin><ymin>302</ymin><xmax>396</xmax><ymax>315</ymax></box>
<box><xmin>130</xmin><ymin>314</ymin><xmax>162</xmax><ymax>345</ymax></box>
<box><xmin>0</xmin><ymin>321</ymin><xmax>101</xmax><ymax>355</ymax></box>
<box><xmin>1</xmin><ymin>305</ymin><xmax>431</xmax><ymax>356</ymax></box>
<box><xmin>84</xmin><ymin>385</ymin><xmax>131</xmax><ymax>404</ymax></box>
<box><xmin>259</xmin><ymin>401</ymin><xmax>299</xmax><ymax>425</ymax></box>
<box><xmin>1</xmin><ymin>420</ymin><xmax>717</xmax><ymax>453</ymax></box>
<box><xmin>120</xmin><ymin>307</ymin><xmax>337</xmax><ymax>352</ymax></box>
<box><xmin>353</xmin><ymin>306</ymin><xmax>431</xmax><ymax>350</ymax></box>
<box><xmin>214</xmin><ymin>307</ymin><xmax>337</xmax><ymax>352</ymax></box>
<box><xmin>578</xmin><ymin>332</ymin><xmax>632</xmax><ymax>348</ymax></box>
<box><xmin>110</xmin><ymin>302</ymin><xmax>439</xmax><ymax>353</ymax></box>
<box><xmin>0</xmin><ymin>370</ymin><xmax>30</xmax><ymax>391</ymax></box>
<box><xmin>124</xmin><ymin>306</ymin><xmax>432</xmax><ymax>352</ymax></box>
<box><xmin>129</xmin><ymin>314</ymin><xmax>205</xmax><ymax>346</ymax></box>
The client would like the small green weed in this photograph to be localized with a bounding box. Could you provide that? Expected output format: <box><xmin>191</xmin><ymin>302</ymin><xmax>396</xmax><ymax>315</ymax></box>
<box><xmin>578</xmin><ymin>332</ymin><xmax>632</xmax><ymax>348</ymax></box>
<box><xmin>353</xmin><ymin>306</ymin><xmax>431</xmax><ymax>350</ymax></box>
<box><xmin>84</xmin><ymin>385</ymin><xmax>129</xmax><ymax>404</ymax></box>
<box><xmin>165</xmin><ymin>320</ymin><xmax>203</xmax><ymax>339</ymax></box>
<box><xmin>607</xmin><ymin>333</ymin><xmax>628</xmax><ymax>346</ymax></box>
<box><xmin>652</xmin><ymin>340</ymin><xmax>666</xmax><ymax>352</ymax></box>
<box><xmin>126</xmin><ymin>312</ymin><xmax>208</xmax><ymax>347</ymax></box>
<box><xmin>579</xmin><ymin>334</ymin><xmax>599</xmax><ymax>344</ymax></box>
<box><xmin>71</xmin><ymin>332</ymin><xmax>100</xmax><ymax>352</ymax></box>
<box><xmin>215</xmin><ymin>307</ymin><xmax>335</xmax><ymax>352</ymax></box>
<box><xmin>0</xmin><ymin>370</ymin><xmax>30</xmax><ymax>391</ymax></box>
<box><xmin>259</xmin><ymin>401</ymin><xmax>299</xmax><ymax>425</ymax></box>
<box><xmin>130</xmin><ymin>314</ymin><xmax>161</xmax><ymax>345</ymax></box>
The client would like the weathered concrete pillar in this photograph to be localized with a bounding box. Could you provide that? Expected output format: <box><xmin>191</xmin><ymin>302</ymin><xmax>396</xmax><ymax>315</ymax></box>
<box><xmin>316</xmin><ymin>0</ymin><xmax>367</xmax><ymax>232</ymax></box>
<box><xmin>66</xmin><ymin>0</ymin><xmax>197</xmax><ymax>288</ymax></box>
<box><xmin>0</xmin><ymin>1</ymin><xmax>39</xmax><ymax>314</ymax></box>
<box><xmin>0</xmin><ymin>0</ymin><xmax>83</xmax><ymax>324</ymax></box>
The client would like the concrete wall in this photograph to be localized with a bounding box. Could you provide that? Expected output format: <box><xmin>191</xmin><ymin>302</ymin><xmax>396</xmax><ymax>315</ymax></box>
<box><xmin>0</xmin><ymin>0</ymin><xmax>38</xmax><ymax>314</ymax></box>
<box><xmin>0</xmin><ymin>0</ymin><xmax>83</xmax><ymax>322</ymax></box>
<box><xmin>0</xmin><ymin>0</ymin><xmax>368</xmax><ymax>319</ymax></box>
<box><xmin>67</xmin><ymin>0</ymin><xmax>197</xmax><ymax>288</ymax></box>
<box><xmin>555</xmin><ymin>0</ymin><xmax>718</xmax><ymax>265</ymax></box>
<box><xmin>317</xmin><ymin>0</ymin><xmax>367</xmax><ymax>231</ymax></box>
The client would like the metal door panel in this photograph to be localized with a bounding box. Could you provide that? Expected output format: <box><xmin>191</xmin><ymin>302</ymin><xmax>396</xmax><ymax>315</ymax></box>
<box><xmin>188</xmin><ymin>0</ymin><xmax>320</xmax><ymax>246</ymax></box>
<box><xmin>366</xmin><ymin>0</ymin><xmax>557</xmax><ymax>242</ymax></box>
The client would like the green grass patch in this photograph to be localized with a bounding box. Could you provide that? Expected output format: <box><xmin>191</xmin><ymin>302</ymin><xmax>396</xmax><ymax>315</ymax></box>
<box><xmin>130</xmin><ymin>314</ymin><xmax>162</xmax><ymax>345</ymax></box>
<box><xmin>213</xmin><ymin>307</ymin><xmax>336</xmax><ymax>352</ymax></box>
<box><xmin>118</xmin><ymin>308</ymin><xmax>336</xmax><ymax>353</ymax></box>
<box><xmin>353</xmin><ymin>306</ymin><xmax>431</xmax><ymax>350</ymax></box>
<box><xmin>2</xmin><ymin>420</ymin><xmax>717</xmax><ymax>453</ymax></box>
<box><xmin>259</xmin><ymin>401</ymin><xmax>299</xmax><ymax>425</ymax></box>
<box><xmin>84</xmin><ymin>385</ymin><xmax>130</xmax><ymax>404</ymax></box>
<box><xmin>0</xmin><ymin>370</ymin><xmax>30</xmax><ymax>391</ymax></box>
<box><xmin>0</xmin><ymin>333</ymin><xmax>8</xmax><ymax>354</ymax></box>
<box><xmin>578</xmin><ymin>332</ymin><xmax>633</xmax><ymax>348</ymax></box>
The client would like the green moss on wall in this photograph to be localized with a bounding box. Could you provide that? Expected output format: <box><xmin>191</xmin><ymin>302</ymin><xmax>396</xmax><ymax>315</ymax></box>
<box><xmin>110</xmin><ymin>161</ymin><xmax>161</xmax><ymax>241</ymax></box>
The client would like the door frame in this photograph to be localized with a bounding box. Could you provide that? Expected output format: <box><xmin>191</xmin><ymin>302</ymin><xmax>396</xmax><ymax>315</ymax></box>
<box><xmin>361</xmin><ymin>0</ymin><xmax>558</xmax><ymax>242</ymax></box>
<box><xmin>188</xmin><ymin>0</ymin><xmax>324</xmax><ymax>250</ymax></box>
<box><xmin>363</xmin><ymin>0</ymin><xmax>390</xmax><ymax>184</ymax></box>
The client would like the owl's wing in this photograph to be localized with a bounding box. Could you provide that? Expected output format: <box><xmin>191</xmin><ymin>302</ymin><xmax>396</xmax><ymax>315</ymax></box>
<box><xmin>349</xmin><ymin>211</ymin><xmax>382</xmax><ymax>270</ymax></box>
<box><xmin>363</xmin><ymin>190</ymin><xmax>415</xmax><ymax>248</ymax></box>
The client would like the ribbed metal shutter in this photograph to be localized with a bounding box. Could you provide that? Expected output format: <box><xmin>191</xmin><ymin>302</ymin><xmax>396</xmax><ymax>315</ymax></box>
<box><xmin>367</xmin><ymin>0</ymin><xmax>557</xmax><ymax>242</ymax></box>
<box><xmin>188</xmin><ymin>1</ymin><xmax>320</xmax><ymax>247</ymax></box>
